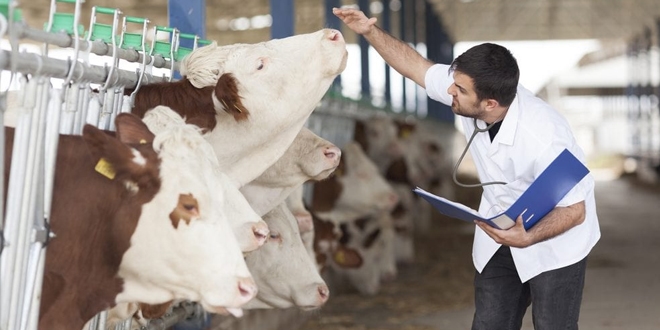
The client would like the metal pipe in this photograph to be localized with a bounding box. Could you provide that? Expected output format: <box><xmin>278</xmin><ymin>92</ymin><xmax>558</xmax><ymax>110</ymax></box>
<box><xmin>0</xmin><ymin>49</ymin><xmax>168</xmax><ymax>88</ymax></box>
<box><xmin>10</xmin><ymin>22</ymin><xmax>177</xmax><ymax>71</ymax></box>
<box><xmin>143</xmin><ymin>302</ymin><xmax>199</xmax><ymax>330</ymax></box>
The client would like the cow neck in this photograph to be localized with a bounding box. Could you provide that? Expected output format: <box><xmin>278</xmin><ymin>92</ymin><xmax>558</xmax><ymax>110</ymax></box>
<box><xmin>128</xmin><ymin>78</ymin><xmax>218</xmax><ymax>132</ymax></box>
<box><xmin>34</xmin><ymin>134</ymin><xmax>155</xmax><ymax>329</ymax></box>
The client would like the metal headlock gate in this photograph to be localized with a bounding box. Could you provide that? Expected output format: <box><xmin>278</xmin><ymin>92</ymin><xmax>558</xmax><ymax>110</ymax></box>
<box><xmin>0</xmin><ymin>0</ymin><xmax>213</xmax><ymax>329</ymax></box>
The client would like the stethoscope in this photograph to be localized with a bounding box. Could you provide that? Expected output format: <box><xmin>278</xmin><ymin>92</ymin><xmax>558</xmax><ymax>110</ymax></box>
<box><xmin>452</xmin><ymin>118</ymin><xmax>507</xmax><ymax>188</ymax></box>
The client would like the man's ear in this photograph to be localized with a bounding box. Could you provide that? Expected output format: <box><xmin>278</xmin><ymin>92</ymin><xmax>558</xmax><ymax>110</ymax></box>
<box><xmin>484</xmin><ymin>98</ymin><xmax>500</xmax><ymax>111</ymax></box>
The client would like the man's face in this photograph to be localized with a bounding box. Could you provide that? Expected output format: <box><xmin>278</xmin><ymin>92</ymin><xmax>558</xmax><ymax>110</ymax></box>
<box><xmin>447</xmin><ymin>71</ymin><xmax>485</xmax><ymax>119</ymax></box>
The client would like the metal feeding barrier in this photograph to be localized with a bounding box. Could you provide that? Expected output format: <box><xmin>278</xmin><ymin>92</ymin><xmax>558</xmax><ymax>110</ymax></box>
<box><xmin>0</xmin><ymin>0</ymin><xmax>212</xmax><ymax>329</ymax></box>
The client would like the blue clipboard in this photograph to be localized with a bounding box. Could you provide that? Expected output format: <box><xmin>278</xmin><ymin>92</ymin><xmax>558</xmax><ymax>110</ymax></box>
<box><xmin>414</xmin><ymin>149</ymin><xmax>590</xmax><ymax>230</ymax></box>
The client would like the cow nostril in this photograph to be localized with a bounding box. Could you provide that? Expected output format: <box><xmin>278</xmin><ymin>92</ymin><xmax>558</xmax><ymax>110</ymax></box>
<box><xmin>327</xmin><ymin>29</ymin><xmax>342</xmax><ymax>42</ymax></box>
<box><xmin>324</xmin><ymin>146</ymin><xmax>341</xmax><ymax>160</ymax></box>
<box><xmin>238</xmin><ymin>277</ymin><xmax>257</xmax><ymax>299</ymax></box>
<box><xmin>318</xmin><ymin>285</ymin><xmax>330</xmax><ymax>302</ymax></box>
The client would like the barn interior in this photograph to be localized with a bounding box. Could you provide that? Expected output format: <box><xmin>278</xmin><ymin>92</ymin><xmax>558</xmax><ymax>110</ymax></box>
<box><xmin>1</xmin><ymin>1</ymin><xmax>660</xmax><ymax>330</ymax></box>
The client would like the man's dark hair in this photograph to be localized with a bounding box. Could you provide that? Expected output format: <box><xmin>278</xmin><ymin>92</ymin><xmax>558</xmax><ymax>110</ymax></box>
<box><xmin>449</xmin><ymin>43</ymin><xmax>519</xmax><ymax>107</ymax></box>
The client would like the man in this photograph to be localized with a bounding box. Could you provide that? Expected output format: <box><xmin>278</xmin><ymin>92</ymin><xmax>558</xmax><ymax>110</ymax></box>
<box><xmin>334</xmin><ymin>7</ymin><xmax>600</xmax><ymax>330</ymax></box>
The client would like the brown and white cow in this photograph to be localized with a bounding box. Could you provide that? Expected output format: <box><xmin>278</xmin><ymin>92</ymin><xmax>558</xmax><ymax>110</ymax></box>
<box><xmin>137</xmin><ymin>105</ymin><xmax>269</xmax><ymax>253</ymax></box>
<box><xmin>176</xmin><ymin>29</ymin><xmax>347</xmax><ymax>187</ymax></box>
<box><xmin>310</xmin><ymin>141</ymin><xmax>399</xmax><ymax>222</ymax></box>
<box><xmin>3</xmin><ymin>109</ymin><xmax>256</xmax><ymax>330</ymax></box>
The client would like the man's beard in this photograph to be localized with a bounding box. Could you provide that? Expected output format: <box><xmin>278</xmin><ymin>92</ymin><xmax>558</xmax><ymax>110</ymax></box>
<box><xmin>452</xmin><ymin>99</ymin><xmax>482</xmax><ymax>119</ymax></box>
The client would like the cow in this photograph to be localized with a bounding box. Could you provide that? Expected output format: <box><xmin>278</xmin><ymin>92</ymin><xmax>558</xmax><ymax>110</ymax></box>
<box><xmin>130</xmin><ymin>29</ymin><xmax>348</xmax><ymax>188</ymax></box>
<box><xmin>3</xmin><ymin>107</ymin><xmax>256</xmax><ymax>330</ymax></box>
<box><xmin>136</xmin><ymin>105</ymin><xmax>269</xmax><ymax>253</ymax></box>
<box><xmin>310</xmin><ymin>141</ymin><xmax>399</xmax><ymax>222</ymax></box>
<box><xmin>241</xmin><ymin>202</ymin><xmax>329</xmax><ymax>310</ymax></box>
<box><xmin>327</xmin><ymin>210</ymin><xmax>397</xmax><ymax>296</ymax></box>
<box><xmin>240</xmin><ymin>127</ymin><xmax>341</xmax><ymax>217</ymax></box>
<box><xmin>352</xmin><ymin>113</ymin><xmax>404</xmax><ymax>174</ymax></box>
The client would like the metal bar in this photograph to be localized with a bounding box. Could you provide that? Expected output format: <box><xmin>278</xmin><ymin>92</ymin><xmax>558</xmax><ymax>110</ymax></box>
<box><xmin>10</xmin><ymin>22</ymin><xmax>177</xmax><ymax>71</ymax></box>
<box><xmin>144</xmin><ymin>302</ymin><xmax>198</xmax><ymax>330</ymax></box>
<box><xmin>0</xmin><ymin>49</ymin><xmax>168</xmax><ymax>88</ymax></box>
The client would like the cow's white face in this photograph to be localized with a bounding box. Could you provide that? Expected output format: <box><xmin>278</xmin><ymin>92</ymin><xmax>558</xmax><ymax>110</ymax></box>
<box><xmin>141</xmin><ymin>106</ymin><xmax>269</xmax><ymax>253</ymax></box>
<box><xmin>323</xmin><ymin>142</ymin><xmax>399</xmax><ymax>221</ymax></box>
<box><xmin>251</xmin><ymin>128</ymin><xmax>340</xmax><ymax>186</ymax></box>
<box><xmin>242</xmin><ymin>203</ymin><xmax>329</xmax><ymax>310</ymax></box>
<box><xmin>116</xmin><ymin>106</ymin><xmax>256</xmax><ymax>315</ymax></box>
<box><xmin>180</xmin><ymin>29</ymin><xmax>348</xmax><ymax>187</ymax></box>
<box><xmin>240</xmin><ymin>128</ymin><xmax>341</xmax><ymax>216</ymax></box>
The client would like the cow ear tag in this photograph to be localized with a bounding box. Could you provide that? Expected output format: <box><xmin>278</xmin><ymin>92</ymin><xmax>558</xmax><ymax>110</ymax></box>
<box><xmin>95</xmin><ymin>158</ymin><xmax>116</xmax><ymax>180</ymax></box>
<box><xmin>400</xmin><ymin>127</ymin><xmax>412</xmax><ymax>139</ymax></box>
<box><xmin>139</xmin><ymin>139</ymin><xmax>147</xmax><ymax>144</ymax></box>
<box><xmin>333</xmin><ymin>250</ymin><xmax>346</xmax><ymax>265</ymax></box>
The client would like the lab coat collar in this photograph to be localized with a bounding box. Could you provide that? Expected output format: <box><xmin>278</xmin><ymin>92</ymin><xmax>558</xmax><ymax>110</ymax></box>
<box><xmin>487</xmin><ymin>92</ymin><xmax>520</xmax><ymax>156</ymax></box>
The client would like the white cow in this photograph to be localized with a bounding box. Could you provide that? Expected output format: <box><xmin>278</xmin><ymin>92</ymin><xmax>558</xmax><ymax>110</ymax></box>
<box><xmin>240</xmin><ymin>127</ymin><xmax>341</xmax><ymax>216</ymax></box>
<box><xmin>181</xmin><ymin>29</ymin><xmax>348</xmax><ymax>187</ymax></box>
<box><xmin>242</xmin><ymin>202</ymin><xmax>329</xmax><ymax>310</ymax></box>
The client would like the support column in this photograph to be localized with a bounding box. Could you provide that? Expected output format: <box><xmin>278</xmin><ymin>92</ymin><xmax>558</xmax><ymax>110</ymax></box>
<box><xmin>271</xmin><ymin>0</ymin><xmax>294</xmax><ymax>39</ymax></box>
<box><xmin>425</xmin><ymin>1</ymin><xmax>454</xmax><ymax>123</ymax></box>
<box><xmin>358</xmin><ymin>0</ymin><xmax>371</xmax><ymax>100</ymax></box>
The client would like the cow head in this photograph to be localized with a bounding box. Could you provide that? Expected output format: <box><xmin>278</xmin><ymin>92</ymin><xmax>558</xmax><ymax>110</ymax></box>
<box><xmin>311</xmin><ymin>142</ymin><xmax>399</xmax><ymax>220</ymax></box>
<box><xmin>139</xmin><ymin>106</ymin><xmax>268</xmax><ymax>252</ymax></box>
<box><xmin>243</xmin><ymin>203</ymin><xmax>329</xmax><ymax>310</ymax></box>
<box><xmin>179</xmin><ymin>29</ymin><xmax>348</xmax><ymax>186</ymax></box>
<box><xmin>240</xmin><ymin>128</ymin><xmax>341</xmax><ymax>216</ymax></box>
<box><xmin>115</xmin><ymin>106</ymin><xmax>257</xmax><ymax>316</ymax></box>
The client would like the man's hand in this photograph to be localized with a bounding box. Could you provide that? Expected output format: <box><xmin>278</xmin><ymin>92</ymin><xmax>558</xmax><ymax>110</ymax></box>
<box><xmin>332</xmin><ymin>7</ymin><xmax>378</xmax><ymax>35</ymax></box>
<box><xmin>475</xmin><ymin>215</ymin><xmax>533</xmax><ymax>248</ymax></box>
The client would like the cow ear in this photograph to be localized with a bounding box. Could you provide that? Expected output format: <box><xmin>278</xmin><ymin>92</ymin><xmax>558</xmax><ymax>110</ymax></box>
<box><xmin>82</xmin><ymin>124</ymin><xmax>160</xmax><ymax>198</ymax></box>
<box><xmin>115</xmin><ymin>113</ymin><xmax>156</xmax><ymax>145</ymax></box>
<box><xmin>212</xmin><ymin>73</ymin><xmax>249</xmax><ymax>122</ymax></box>
<box><xmin>332</xmin><ymin>246</ymin><xmax>363</xmax><ymax>268</ymax></box>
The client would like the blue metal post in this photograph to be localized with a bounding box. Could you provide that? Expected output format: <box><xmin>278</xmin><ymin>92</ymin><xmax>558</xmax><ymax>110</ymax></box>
<box><xmin>425</xmin><ymin>1</ymin><xmax>454</xmax><ymax>123</ymax></box>
<box><xmin>168</xmin><ymin>0</ymin><xmax>206</xmax><ymax>79</ymax></box>
<box><xmin>382</xmin><ymin>0</ymin><xmax>391</xmax><ymax>105</ymax></box>
<box><xmin>168</xmin><ymin>0</ymin><xmax>206</xmax><ymax>48</ymax></box>
<box><xmin>326</xmin><ymin>0</ymin><xmax>342</xmax><ymax>91</ymax></box>
<box><xmin>358</xmin><ymin>0</ymin><xmax>371</xmax><ymax>100</ymax></box>
<box><xmin>271</xmin><ymin>0</ymin><xmax>294</xmax><ymax>39</ymax></box>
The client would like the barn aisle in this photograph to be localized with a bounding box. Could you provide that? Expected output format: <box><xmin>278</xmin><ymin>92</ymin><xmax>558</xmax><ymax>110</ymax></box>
<box><xmin>299</xmin><ymin>179</ymin><xmax>481</xmax><ymax>330</ymax></box>
<box><xmin>299</xmin><ymin>174</ymin><xmax>660</xmax><ymax>330</ymax></box>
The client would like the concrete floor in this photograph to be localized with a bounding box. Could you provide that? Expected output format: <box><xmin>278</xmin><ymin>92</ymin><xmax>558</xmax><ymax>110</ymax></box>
<box><xmin>406</xmin><ymin>175</ymin><xmax>660</xmax><ymax>330</ymax></box>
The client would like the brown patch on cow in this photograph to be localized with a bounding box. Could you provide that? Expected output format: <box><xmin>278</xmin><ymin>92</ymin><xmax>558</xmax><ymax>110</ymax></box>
<box><xmin>385</xmin><ymin>157</ymin><xmax>411</xmax><ymax>185</ymax></box>
<box><xmin>332</xmin><ymin>246</ymin><xmax>363</xmax><ymax>268</ymax></box>
<box><xmin>139</xmin><ymin>301</ymin><xmax>174</xmax><ymax>319</ymax></box>
<box><xmin>127</xmin><ymin>77</ymin><xmax>219</xmax><ymax>132</ymax></box>
<box><xmin>352</xmin><ymin>120</ymin><xmax>369</xmax><ymax>152</ymax></box>
<box><xmin>310</xmin><ymin>151</ymin><xmax>347</xmax><ymax>212</ymax></box>
<box><xmin>10</xmin><ymin>114</ymin><xmax>163</xmax><ymax>329</ymax></box>
<box><xmin>214</xmin><ymin>73</ymin><xmax>249</xmax><ymax>122</ymax></box>
<box><xmin>169</xmin><ymin>193</ymin><xmax>200</xmax><ymax>229</ymax></box>
<box><xmin>362</xmin><ymin>228</ymin><xmax>382</xmax><ymax>249</ymax></box>
<box><xmin>354</xmin><ymin>216</ymin><xmax>371</xmax><ymax>231</ymax></box>
<box><xmin>390</xmin><ymin>202</ymin><xmax>407</xmax><ymax>219</ymax></box>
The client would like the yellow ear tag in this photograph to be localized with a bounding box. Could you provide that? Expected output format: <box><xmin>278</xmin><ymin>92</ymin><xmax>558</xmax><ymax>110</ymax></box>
<box><xmin>95</xmin><ymin>158</ymin><xmax>116</xmax><ymax>180</ymax></box>
<box><xmin>333</xmin><ymin>250</ymin><xmax>346</xmax><ymax>265</ymax></box>
<box><xmin>139</xmin><ymin>139</ymin><xmax>147</xmax><ymax>144</ymax></box>
<box><xmin>400</xmin><ymin>128</ymin><xmax>412</xmax><ymax>139</ymax></box>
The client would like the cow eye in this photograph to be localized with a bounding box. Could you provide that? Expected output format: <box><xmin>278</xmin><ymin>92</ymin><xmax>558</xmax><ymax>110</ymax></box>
<box><xmin>269</xmin><ymin>232</ymin><xmax>281</xmax><ymax>240</ymax></box>
<box><xmin>183</xmin><ymin>204</ymin><xmax>197</xmax><ymax>212</ymax></box>
<box><xmin>257</xmin><ymin>59</ymin><xmax>264</xmax><ymax>70</ymax></box>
